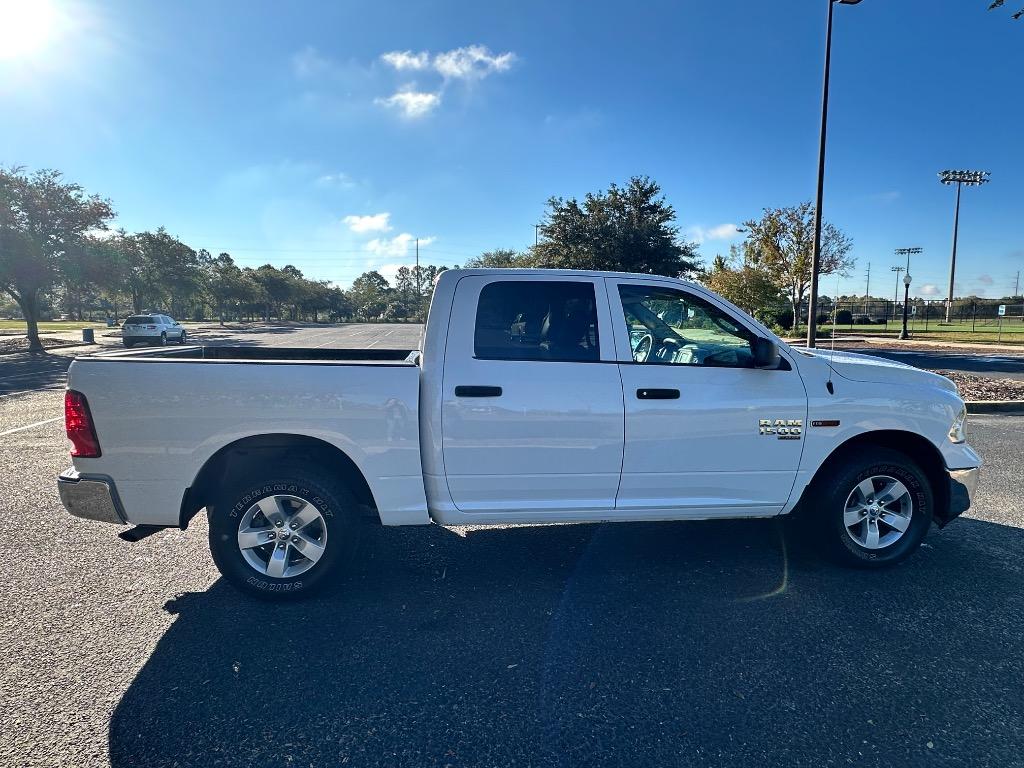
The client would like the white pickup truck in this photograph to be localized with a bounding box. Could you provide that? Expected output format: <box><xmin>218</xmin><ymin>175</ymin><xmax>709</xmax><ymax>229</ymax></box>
<box><xmin>58</xmin><ymin>269</ymin><xmax>981</xmax><ymax>598</ymax></box>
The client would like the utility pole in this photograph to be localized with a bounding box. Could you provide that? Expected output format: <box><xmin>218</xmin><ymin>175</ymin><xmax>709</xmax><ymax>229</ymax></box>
<box><xmin>1014</xmin><ymin>270</ymin><xmax>1020</xmax><ymax>298</ymax></box>
<box><xmin>415</xmin><ymin>237</ymin><xmax>421</xmax><ymax>321</ymax></box>
<box><xmin>890</xmin><ymin>266</ymin><xmax>904</xmax><ymax>319</ymax></box>
<box><xmin>894</xmin><ymin>248</ymin><xmax>922</xmax><ymax>338</ymax></box>
<box><xmin>864</xmin><ymin>262</ymin><xmax>871</xmax><ymax>315</ymax></box>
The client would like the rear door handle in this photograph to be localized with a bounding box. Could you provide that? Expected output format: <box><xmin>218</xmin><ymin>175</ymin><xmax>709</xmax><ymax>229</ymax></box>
<box><xmin>455</xmin><ymin>385</ymin><xmax>503</xmax><ymax>398</ymax></box>
<box><xmin>636</xmin><ymin>388</ymin><xmax>679</xmax><ymax>400</ymax></box>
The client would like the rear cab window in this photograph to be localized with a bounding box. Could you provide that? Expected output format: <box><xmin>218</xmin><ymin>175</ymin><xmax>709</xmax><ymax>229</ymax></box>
<box><xmin>125</xmin><ymin>316</ymin><xmax>156</xmax><ymax>325</ymax></box>
<box><xmin>474</xmin><ymin>280</ymin><xmax>600</xmax><ymax>362</ymax></box>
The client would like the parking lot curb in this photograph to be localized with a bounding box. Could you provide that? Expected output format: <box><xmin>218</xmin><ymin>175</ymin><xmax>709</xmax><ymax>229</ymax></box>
<box><xmin>966</xmin><ymin>400</ymin><xmax>1024</xmax><ymax>415</ymax></box>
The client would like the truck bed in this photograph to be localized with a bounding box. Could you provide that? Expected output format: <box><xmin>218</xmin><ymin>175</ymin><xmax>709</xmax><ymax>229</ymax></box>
<box><xmin>66</xmin><ymin>347</ymin><xmax>428</xmax><ymax>528</ymax></box>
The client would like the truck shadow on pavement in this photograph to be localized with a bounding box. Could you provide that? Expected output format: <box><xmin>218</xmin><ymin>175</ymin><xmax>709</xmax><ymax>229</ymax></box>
<box><xmin>109</xmin><ymin>517</ymin><xmax>1024</xmax><ymax>768</ymax></box>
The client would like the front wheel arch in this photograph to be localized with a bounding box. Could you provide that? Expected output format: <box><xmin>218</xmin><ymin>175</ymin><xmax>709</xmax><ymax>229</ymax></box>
<box><xmin>794</xmin><ymin>430</ymin><xmax>950</xmax><ymax>526</ymax></box>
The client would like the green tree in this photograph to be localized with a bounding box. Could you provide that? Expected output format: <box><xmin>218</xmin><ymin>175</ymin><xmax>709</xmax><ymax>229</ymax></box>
<box><xmin>463</xmin><ymin>249</ymin><xmax>527</xmax><ymax>268</ymax></box>
<box><xmin>702</xmin><ymin>247</ymin><xmax>782</xmax><ymax>320</ymax></box>
<box><xmin>0</xmin><ymin>167</ymin><xmax>114</xmax><ymax>351</ymax></box>
<box><xmin>252</xmin><ymin>264</ymin><xmax>295</xmax><ymax>321</ymax></box>
<box><xmin>136</xmin><ymin>228</ymin><xmax>201</xmax><ymax>316</ymax></box>
<box><xmin>740</xmin><ymin>202</ymin><xmax>854</xmax><ymax>334</ymax></box>
<box><xmin>349</xmin><ymin>270</ymin><xmax>390</xmax><ymax>320</ymax></box>
<box><xmin>532</xmin><ymin>176</ymin><xmax>700</xmax><ymax>277</ymax></box>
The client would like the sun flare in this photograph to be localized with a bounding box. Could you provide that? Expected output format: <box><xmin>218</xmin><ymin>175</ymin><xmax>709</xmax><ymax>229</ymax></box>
<box><xmin>0</xmin><ymin>0</ymin><xmax>60</xmax><ymax>60</ymax></box>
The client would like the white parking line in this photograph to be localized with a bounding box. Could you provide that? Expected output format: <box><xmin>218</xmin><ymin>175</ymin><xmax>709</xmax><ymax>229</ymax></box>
<box><xmin>0</xmin><ymin>417</ymin><xmax>61</xmax><ymax>436</ymax></box>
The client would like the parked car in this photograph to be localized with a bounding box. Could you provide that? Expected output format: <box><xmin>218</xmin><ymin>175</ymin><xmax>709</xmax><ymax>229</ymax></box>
<box><xmin>121</xmin><ymin>313</ymin><xmax>186</xmax><ymax>347</ymax></box>
<box><xmin>58</xmin><ymin>269</ymin><xmax>980</xmax><ymax>599</ymax></box>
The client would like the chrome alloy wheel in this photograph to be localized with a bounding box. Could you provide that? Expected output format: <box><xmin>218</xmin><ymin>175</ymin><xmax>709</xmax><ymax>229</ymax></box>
<box><xmin>237</xmin><ymin>494</ymin><xmax>328</xmax><ymax>579</ymax></box>
<box><xmin>843</xmin><ymin>475</ymin><xmax>913</xmax><ymax>550</ymax></box>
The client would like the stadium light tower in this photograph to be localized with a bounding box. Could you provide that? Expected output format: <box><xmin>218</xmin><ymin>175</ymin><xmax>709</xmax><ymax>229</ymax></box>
<box><xmin>938</xmin><ymin>169</ymin><xmax>990</xmax><ymax>322</ymax></box>
<box><xmin>807</xmin><ymin>0</ymin><xmax>863</xmax><ymax>348</ymax></box>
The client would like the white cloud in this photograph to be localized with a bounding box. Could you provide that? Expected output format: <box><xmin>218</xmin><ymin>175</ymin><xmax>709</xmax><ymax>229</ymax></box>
<box><xmin>687</xmin><ymin>223</ymin><xmax>740</xmax><ymax>244</ymax></box>
<box><xmin>918</xmin><ymin>284</ymin><xmax>941</xmax><ymax>296</ymax></box>
<box><xmin>978</xmin><ymin>274</ymin><xmax>994</xmax><ymax>286</ymax></box>
<box><xmin>380</xmin><ymin>45</ymin><xmax>516</xmax><ymax>82</ymax></box>
<box><xmin>374</xmin><ymin>88</ymin><xmax>441</xmax><ymax>118</ymax></box>
<box><xmin>365</xmin><ymin>233</ymin><xmax>435</xmax><ymax>257</ymax></box>
<box><xmin>433</xmin><ymin>45</ymin><xmax>516</xmax><ymax>81</ymax></box>
<box><xmin>343</xmin><ymin>212</ymin><xmax>391</xmax><ymax>233</ymax></box>
<box><xmin>380</xmin><ymin>50</ymin><xmax>430</xmax><ymax>71</ymax></box>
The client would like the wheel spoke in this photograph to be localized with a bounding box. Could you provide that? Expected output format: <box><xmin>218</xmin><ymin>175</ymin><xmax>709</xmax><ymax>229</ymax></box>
<box><xmin>864</xmin><ymin>519</ymin><xmax>880</xmax><ymax>548</ymax></box>
<box><xmin>291</xmin><ymin>532</ymin><xmax>325</xmax><ymax>564</ymax></box>
<box><xmin>266</xmin><ymin>543</ymin><xmax>290</xmax><ymax>578</ymax></box>
<box><xmin>844</xmin><ymin>506</ymin><xmax>866</xmax><ymax>527</ymax></box>
<box><xmin>238</xmin><ymin>526</ymin><xmax>271</xmax><ymax>550</ymax></box>
<box><xmin>880</xmin><ymin>511</ymin><xmax>911</xmax><ymax>533</ymax></box>
<box><xmin>876</xmin><ymin>480</ymin><xmax>909</xmax><ymax>507</ymax></box>
<box><xmin>289</xmin><ymin>503</ymin><xmax>321</xmax><ymax>531</ymax></box>
<box><xmin>256</xmin><ymin>496</ymin><xmax>287</xmax><ymax>527</ymax></box>
<box><xmin>855</xmin><ymin>478</ymin><xmax>876</xmax><ymax>502</ymax></box>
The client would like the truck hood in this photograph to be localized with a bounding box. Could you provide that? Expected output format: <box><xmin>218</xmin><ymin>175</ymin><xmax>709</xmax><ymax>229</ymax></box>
<box><xmin>792</xmin><ymin>348</ymin><xmax>958</xmax><ymax>393</ymax></box>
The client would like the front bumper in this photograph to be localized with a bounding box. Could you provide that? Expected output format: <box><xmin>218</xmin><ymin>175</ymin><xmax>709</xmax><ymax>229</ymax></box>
<box><xmin>938</xmin><ymin>466</ymin><xmax>981</xmax><ymax>527</ymax></box>
<box><xmin>57</xmin><ymin>468</ymin><xmax>127</xmax><ymax>525</ymax></box>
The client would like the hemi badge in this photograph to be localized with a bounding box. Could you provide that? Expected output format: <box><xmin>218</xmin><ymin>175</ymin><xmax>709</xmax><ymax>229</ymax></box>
<box><xmin>811</xmin><ymin>419</ymin><xmax>840</xmax><ymax>427</ymax></box>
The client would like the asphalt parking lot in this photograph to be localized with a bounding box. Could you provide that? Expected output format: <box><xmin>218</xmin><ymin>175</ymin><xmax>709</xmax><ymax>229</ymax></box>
<box><xmin>1</xmin><ymin>324</ymin><xmax>1023</xmax><ymax>767</ymax></box>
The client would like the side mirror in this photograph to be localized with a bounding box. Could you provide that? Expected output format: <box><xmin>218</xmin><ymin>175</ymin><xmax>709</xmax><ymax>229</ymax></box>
<box><xmin>750</xmin><ymin>337</ymin><xmax>780</xmax><ymax>369</ymax></box>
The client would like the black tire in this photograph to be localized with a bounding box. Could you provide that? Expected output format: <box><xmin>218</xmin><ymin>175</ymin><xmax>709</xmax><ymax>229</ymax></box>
<box><xmin>158</xmin><ymin>332</ymin><xmax>167</xmax><ymax>346</ymax></box>
<box><xmin>122</xmin><ymin>340</ymin><xmax>133</xmax><ymax>348</ymax></box>
<box><xmin>208</xmin><ymin>463</ymin><xmax>357</xmax><ymax>599</ymax></box>
<box><xmin>178</xmin><ymin>330</ymin><xmax>187</xmax><ymax>345</ymax></box>
<box><xmin>810</xmin><ymin>447</ymin><xmax>932</xmax><ymax>568</ymax></box>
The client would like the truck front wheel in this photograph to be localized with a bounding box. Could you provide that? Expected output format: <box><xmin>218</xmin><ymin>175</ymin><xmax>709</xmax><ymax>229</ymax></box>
<box><xmin>208</xmin><ymin>463</ymin><xmax>356</xmax><ymax>599</ymax></box>
<box><xmin>812</xmin><ymin>447</ymin><xmax>933</xmax><ymax>568</ymax></box>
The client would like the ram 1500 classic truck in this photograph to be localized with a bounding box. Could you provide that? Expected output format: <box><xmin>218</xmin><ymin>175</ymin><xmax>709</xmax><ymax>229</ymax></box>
<box><xmin>58</xmin><ymin>269</ymin><xmax>981</xmax><ymax>598</ymax></box>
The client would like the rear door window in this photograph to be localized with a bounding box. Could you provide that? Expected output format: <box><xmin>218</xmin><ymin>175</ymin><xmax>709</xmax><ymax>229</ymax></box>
<box><xmin>474</xmin><ymin>280</ymin><xmax>600</xmax><ymax>362</ymax></box>
<box><xmin>126</xmin><ymin>316</ymin><xmax>155</xmax><ymax>324</ymax></box>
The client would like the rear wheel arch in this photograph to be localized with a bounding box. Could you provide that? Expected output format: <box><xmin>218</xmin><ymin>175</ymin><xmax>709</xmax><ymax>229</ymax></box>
<box><xmin>179</xmin><ymin>434</ymin><xmax>378</xmax><ymax>529</ymax></box>
<box><xmin>797</xmin><ymin>430</ymin><xmax>950</xmax><ymax>524</ymax></box>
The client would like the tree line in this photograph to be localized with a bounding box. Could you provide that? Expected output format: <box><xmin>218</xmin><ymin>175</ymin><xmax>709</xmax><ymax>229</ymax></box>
<box><xmin>0</xmin><ymin>167</ymin><xmax>451</xmax><ymax>351</ymax></box>
<box><xmin>3</xmin><ymin>165</ymin><xmax>859</xmax><ymax>351</ymax></box>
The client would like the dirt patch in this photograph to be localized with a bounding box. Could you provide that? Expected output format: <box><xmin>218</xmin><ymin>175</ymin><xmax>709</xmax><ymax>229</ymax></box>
<box><xmin>0</xmin><ymin>337</ymin><xmax>86</xmax><ymax>355</ymax></box>
<box><xmin>933</xmin><ymin>370</ymin><xmax>1024</xmax><ymax>402</ymax></box>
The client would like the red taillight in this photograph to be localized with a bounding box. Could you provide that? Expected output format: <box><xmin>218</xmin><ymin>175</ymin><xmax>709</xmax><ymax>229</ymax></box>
<box><xmin>65</xmin><ymin>390</ymin><xmax>101</xmax><ymax>458</ymax></box>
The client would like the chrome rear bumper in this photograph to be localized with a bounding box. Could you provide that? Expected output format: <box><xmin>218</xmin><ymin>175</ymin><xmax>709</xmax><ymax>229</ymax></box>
<box><xmin>58</xmin><ymin>468</ymin><xmax>127</xmax><ymax>525</ymax></box>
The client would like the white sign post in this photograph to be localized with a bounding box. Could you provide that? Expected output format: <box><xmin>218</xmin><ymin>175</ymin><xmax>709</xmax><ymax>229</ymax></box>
<box><xmin>998</xmin><ymin>305</ymin><xmax>1006</xmax><ymax>341</ymax></box>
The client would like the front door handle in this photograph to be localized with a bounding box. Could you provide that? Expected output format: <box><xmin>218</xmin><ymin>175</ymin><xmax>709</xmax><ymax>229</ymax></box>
<box><xmin>636</xmin><ymin>388</ymin><xmax>680</xmax><ymax>400</ymax></box>
<box><xmin>455</xmin><ymin>385</ymin><xmax>503</xmax><ymax>398</ymax></box>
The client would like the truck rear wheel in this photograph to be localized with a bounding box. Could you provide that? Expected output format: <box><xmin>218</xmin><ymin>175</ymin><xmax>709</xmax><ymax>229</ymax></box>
<box><xmin>208</xmin><ymin>464</ymin><xmax>356</xmax><ymax>599</ymax></box>
<box><xmin>811</xmin><ymin>447</ymin><xmax>932</xmax><ymax>568</ymax></box>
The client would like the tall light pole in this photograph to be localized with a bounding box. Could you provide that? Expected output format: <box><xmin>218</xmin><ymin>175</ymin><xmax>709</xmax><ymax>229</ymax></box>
<box><xmin>894</xmin><ymin>247</ymin><xmax>921</xmax><ymax>339</ymax></box>
<box><xmin>890</xmin><ymin>265</ymin><xmax>904</xmax><ymax>319</ymax></box>
<box><xmin>938</xmin><ymin>169</ymin><xmax>990</xmax><ymax>322</ymax></box>
<box><xmin>807</xmin><ymin>0</ymin><xmax>863</xmax><ymax>348</ymax></box>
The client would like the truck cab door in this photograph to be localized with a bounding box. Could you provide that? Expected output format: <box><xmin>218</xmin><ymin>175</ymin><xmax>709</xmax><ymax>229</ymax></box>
<box><xmin>436</xmin><ymin>275</ymin><xmax>624</xmax><ymax>521</ymax></box>
<box><xmin>608</xmin><ymin>278</ymin><xmax>807</xmax><ymax>516</ymax></box>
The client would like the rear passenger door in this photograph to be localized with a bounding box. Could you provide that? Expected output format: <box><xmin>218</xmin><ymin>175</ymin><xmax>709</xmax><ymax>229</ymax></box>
<box><xmin>439</xmin><ymin>275</ymin><xmax>625</xmax><ymax>517</ymax></box>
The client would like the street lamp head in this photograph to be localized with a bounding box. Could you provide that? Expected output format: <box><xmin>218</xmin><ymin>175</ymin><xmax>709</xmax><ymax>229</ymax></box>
<box><xmin>904</xmin><ymin>274</ymin><xmax>912</xmax><ymax>286</ymax></box>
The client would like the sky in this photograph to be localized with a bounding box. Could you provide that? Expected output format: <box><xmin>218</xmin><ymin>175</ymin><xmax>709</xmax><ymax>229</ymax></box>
<box><xmin>1</xmin><ymin>0</ymin><xmax>1021</xmax><ymax>299</ymax></box>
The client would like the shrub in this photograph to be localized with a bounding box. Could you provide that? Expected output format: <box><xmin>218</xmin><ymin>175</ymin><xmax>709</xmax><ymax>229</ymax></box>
<box><xmin>835</xmin><ymin>309</ymin><xmax>854</xmax><ymax>325</ymax></box>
